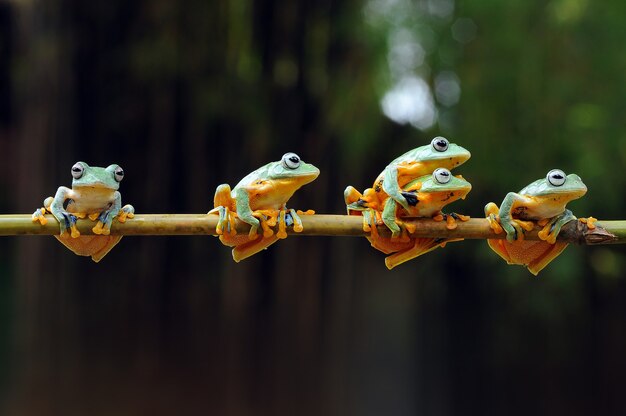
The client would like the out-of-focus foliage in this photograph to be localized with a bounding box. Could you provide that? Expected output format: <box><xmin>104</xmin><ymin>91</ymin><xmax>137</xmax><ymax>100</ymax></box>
<box><xmin>0</xmin><ymin>0</ymin><xmax>625</xmax><ymax>415</ymax></box>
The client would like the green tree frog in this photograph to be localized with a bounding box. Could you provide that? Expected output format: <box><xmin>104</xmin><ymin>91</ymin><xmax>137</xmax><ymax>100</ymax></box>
<box><xmin>209</xmin><ymin>152</ymin><xmax>320</xmax><ymax>262</ymax></box>
<box><xmin>344</xmin><ymin>137</ymin><xmax>471</xmax><ymax>237</ymax></box>
<box><xmin>347</xmin><ymin>168</ymin><xmax>472</xmax><ymax>269</ymax></box>
<box><xmin>484</xmin><ymin>169</ymin><xmax>596</xmax><ymax>275</ymax></box>
<box><xmin>31</xmin><ymin>162</ymin><xmax>135</xmax><ymax>262</ymax></box>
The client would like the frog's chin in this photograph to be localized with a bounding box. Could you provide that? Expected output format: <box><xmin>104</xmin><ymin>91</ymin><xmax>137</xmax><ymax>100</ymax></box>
<box><xmin>280</xmin><ymin>170</ymin><xmax>320</xmax><ymax>186</ymax></box>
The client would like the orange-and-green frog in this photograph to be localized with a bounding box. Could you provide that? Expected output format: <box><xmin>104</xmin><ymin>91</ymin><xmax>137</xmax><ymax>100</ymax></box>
<box><xmin>31</xmin><ymin>162</ymin><xmax>135</xmax><ymax>262</ymax></box>
<box><xmin>484</xmin><ymin>169</ymin><xmax>596</xmax><ymax>275</ymax></box>
<box><xmin>344</xmin><ymin>137</ymin><xmax>471</xmax><ymax>239</ymax></box>
<box><xmin>347</xmin><ymin>168</ymin><xmax>472</xmax><ymax>269</ymax></box>
<box><xmin>209</xmin><ymin>152</ymin><xmax>320</xmax><ymax>262</ymax></box>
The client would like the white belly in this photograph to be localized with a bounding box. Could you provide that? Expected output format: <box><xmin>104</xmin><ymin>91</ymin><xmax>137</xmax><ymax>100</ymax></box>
<box><xmin>65</xmin><ymin>188</ymin><xmax>117</xmax><ymax>213</ymax></box>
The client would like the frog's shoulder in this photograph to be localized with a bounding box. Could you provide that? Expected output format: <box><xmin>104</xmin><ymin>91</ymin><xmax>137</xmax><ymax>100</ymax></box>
<box><xmin>388</xmin><ymin>146</ymin><xmax>429</xmax><ymax>165</ymax></box>
<box><xmin>518</xmin><ymin>178</ymin><xmax>546</xmax><ymax>195</ymax></box>
<box><xmin>233</xmin><ymin>163</ymin><xmax>274</xmax><ymax>189</ymax></box>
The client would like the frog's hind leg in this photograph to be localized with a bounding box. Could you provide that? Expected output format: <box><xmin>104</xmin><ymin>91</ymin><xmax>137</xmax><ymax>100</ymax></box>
<box><xmin>384</xmin><ymin>238</ymin><xmax>450</xmax><ymax>270</ymax></box>
<box><xmin>209</xmin><ymin>184</ymin><xmax>239</xmax><ymax>236</ymax></box>
<box><xmin>487</xmin><ymin>239</ymin><xmax>569</xmax><ymax>275</ymax></box>
<box><xmin>484</xmin><ymin>202</ymin><xmax>504</xmax><ymax>234</ymax></box>
<box><xmin>32</xmin><ymin>196</ymin><xmax>55</xmax><ymax>225</ymax></box>
<box><xmin>344</xmin><ymin>186</ymin><xmax>364</xmax><ymax>208</ymax></box>
<box><xmin>231</xmin><ymin>235</ymin><xmax>280</xmax><ymax>262</ymax></box>
<box><xmin>54</xmin><ymin>234</ymin><xmax>124</xmax><ymax>263</ymax></box>
<box><xmin>117</xmin><ymin>204</ymin><xmax>135</xmax><ymax>222</ymax></box>
<box><xmin>432</xmin><ymin>211</ymin><xmax>471</xmax><ymax>230</ymax></box>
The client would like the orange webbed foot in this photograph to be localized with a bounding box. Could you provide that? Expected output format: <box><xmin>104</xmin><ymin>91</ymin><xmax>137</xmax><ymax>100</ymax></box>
<box><xmin>579</xmin><ymin>216</ymin><xmax>597</xmax><ymax>230</ymax></box>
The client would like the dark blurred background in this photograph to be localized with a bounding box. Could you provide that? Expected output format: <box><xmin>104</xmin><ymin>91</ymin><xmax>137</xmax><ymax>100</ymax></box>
<box><xmin>1</xmin><ymin>0</ymin><xmax>626</xmax><ymax>415</ymax></box>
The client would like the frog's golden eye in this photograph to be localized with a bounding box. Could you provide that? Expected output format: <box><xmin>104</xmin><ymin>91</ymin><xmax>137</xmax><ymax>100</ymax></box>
<box><xmin>282</xmin><ymin>152</ymin><xmax>301</xmax><ymax>170</ymax></box>
<box><xmin>431</xmin><ymin>136</ymin><xmax>449</xmax><ymax>152</ymax></box>
<box><xmin>547</xmin><ymin>169</ymin><xmax>566</xmax><ymax>186</ymax></box>
<box><xmin>71</xmin><ymin>163</ymin><xmax>85</xmax><ymax>179</ymax></box>
<box><xmin>433</xmin><ymin>168</ymin><xmax>452</xmax><ymax>184</ymax></box>
<box><xmin>114</xmin><ymin>166</ymin><xmax>125</xmax><ymax>182</ymax></box>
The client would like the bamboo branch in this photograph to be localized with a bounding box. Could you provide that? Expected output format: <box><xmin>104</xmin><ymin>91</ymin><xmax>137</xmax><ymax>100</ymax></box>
<box><xmin>0</xmin><ymin>214</ymin><xmax>622</xmax><ymax>245</ymax></box>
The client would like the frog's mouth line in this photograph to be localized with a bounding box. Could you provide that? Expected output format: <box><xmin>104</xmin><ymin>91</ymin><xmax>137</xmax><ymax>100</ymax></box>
<box><xmin>73</xmin><ymin>182</ymin><xmax>116</xmax><ymax>190</ymax></box>
<box><xmin>536</xmin><ymin>188</ymin><xmax>587</xmax><ymax>198</ymax></box>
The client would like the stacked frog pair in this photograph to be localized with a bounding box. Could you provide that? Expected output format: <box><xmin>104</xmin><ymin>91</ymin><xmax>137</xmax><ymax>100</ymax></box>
<box><xmin>31</xmin><ymin>141</ymin><xmax>596</xmax><ymax>275</ymax></box>
<box><xmin>343</xmin><ymin>137</ymin><xmax>472</xmax><ymax>269</ymax></box>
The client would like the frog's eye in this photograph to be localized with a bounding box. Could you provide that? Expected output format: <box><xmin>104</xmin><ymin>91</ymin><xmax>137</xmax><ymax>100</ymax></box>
<box><xmin>547</xmin><ymin>169</ymin><xmax>566</xmax><ymax>186</ymax></box>
<box><xmin>431</xmin><ymin>136</ymin><xmax>449</xmax><ymax>152</ymax></box>
<box><xmin>71</xmin><ymin>163</ymin><xmax>84</xmax><ymax>179</ymax></box>
<box><xmin>114</xmin><ymin>166</ymin><xmax>125</xmax><ymax>182</ymax></box>
<box><xmin>282</xmin><ymin>152</ymin><xmax>301</xmax><ymax>170</ymax></box>
<box><xmin>433</xmin><ymin>168</ymin><xmax>452</xmax><ymax>184</ymax></box>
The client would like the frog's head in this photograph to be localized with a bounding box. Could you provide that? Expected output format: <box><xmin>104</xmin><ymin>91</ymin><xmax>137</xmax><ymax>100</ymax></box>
<box><xmin>418</xmin><ymin>168</ymin><xmax>471</xmax><ymax>197</ymax></box>
<box><xmin>401</xmin><ymin>168</ymin><xmax>472</xmax><ymax>207</ymax></box>
<box><xmin>70</xmin><ymin>162</ymin><xmax>125</xmax><ymax>190</ymax></box>
<box><xmin>522</xmin><ymin>169</ymin><xmax>587</xmax><ymax>202</ymax></box>
<box><xmin>265</xmin><ymin>153</ymin><xmax>320</xmax><ymax>185</ymax></box>
<box><xmin>399</xmin><ymin>137</ymin><xmax>471</xmax><ymax>171</ymax></box>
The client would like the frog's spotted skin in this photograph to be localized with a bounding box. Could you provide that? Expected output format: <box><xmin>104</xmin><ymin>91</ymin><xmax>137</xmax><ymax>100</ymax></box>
<box><xmin>209</xmin><ymin>153</ymin><xmax>319</xmax><ymax>262</ymax></box>
<box><xmin>31</xmin><ymin>162</ymin><xmax>135</xmax><ymax>262</ymax></box>
<box><xmin>346</xmin><ymin>169</ymin><xmax>472</xmax><ymax>269</ymax></box>
<box><xmin>484</xmin><ymin>169</ymin><xmax>595</xmax><ymax>275</ymax></box>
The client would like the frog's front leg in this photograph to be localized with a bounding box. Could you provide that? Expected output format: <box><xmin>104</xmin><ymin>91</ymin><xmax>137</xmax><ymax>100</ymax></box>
<box><xmin>383</xmin><ymin>166</ymin><xmax>411</xmax><ymax>211</ymax></box>
<box><xmin>499</xmin><ymin>193</ymin><xmax>536</xmax><ymax>241</ymax></box>
<box><xmin>537</xmin><ymin>209</ymin><xmax>576</xmax><ymax>244</ymax></box>
<box><xmin>381</xmin><ymin>197</ymin><xmax>402</xmax><ymax>238</ymax></box>
<box><xmin>44</xmin><ymin>187</ymin><xmax>82</xmax><ymax>238</ymax></box>
<box><xmin>233</xmin><ymin>188</ymin><xmax>261</xmax><ymax>239</ymax></box>
<box><xmin>92</xmin><ymin>191</ymin><xmax>123</xmax><ymax>236</ymax></box>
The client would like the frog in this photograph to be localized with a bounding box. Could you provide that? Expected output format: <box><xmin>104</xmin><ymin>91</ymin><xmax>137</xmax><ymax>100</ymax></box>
<box><xmin>484</xmin><ymin>169</ymin><xmax>597</xmax><ymax>275</ymax></box>
<box><xmin>347</xmin><ymin>168</ymin><xmax>472</xmax><ymax>269</ymax></box>
<box><xmin>344</xmin><ymin>137</ymin><xmax>471</xmax><ymax>238</ymax></box>
<box><xmin>31</xmin><ymin>162</ymin><xmax>135</xmax><ymax>262</ymax></box>
<box><xmin>209</xmin><ymin>152</ymin><xmax>320</xmax><ymax>262</ymax></box>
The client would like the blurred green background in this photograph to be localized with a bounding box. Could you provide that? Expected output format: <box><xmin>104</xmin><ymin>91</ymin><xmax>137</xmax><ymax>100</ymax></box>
<box><xmin>1</xmin><ymin>0</ymin><xmax>626</xmax><ymax>414</ymax></box>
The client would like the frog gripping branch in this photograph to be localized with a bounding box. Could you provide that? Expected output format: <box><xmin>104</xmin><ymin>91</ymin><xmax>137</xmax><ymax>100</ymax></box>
<box><xmin>344</xmin><ymin>137</ymin><xmax>472</xmax><ymax>269</ymax></box>
<box><xmin>31</xmin><ymin>162</ymin><xmax>135</xmax><ymax>262</ymax></box>
<box><xmin>484</xmin><ymin>169</ymin><xmax>597</xmax><ymax>275</ymax></box>
<box><xmin>209</xmin><ymin>153</ymin><xmax>320</xmax><ymax>262</ymax></box>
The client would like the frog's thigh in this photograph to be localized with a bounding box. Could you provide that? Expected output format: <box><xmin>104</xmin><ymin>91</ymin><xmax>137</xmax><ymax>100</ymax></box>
<box><xmin>526</xmin><ymin>242</ymin><xmax>569</xmax><ymax>275</ymax></box>
<box><xmin>232</xmin><ymin>235</ymin><xmax>279</xmax><ymax>262</ymax></box>
<box><xmin>344</xmin><ymin>186</ymin><xmax>363</xmax><ymax>205</ymax></box>
<box><xmin>384</xmin><ymin>238</ymin><xmax>446</xmax><ymax>269</ymax></box>
<box><xmin>214</xmin><ymin>184</ymin><xmax>234</xmax><ymax>207</ymax></box>
<box><xmin>54</xmin><ymin>235</ymin><xmax>123</xmax><ymax>262</ymax></box>
<box><xmin>486</xmin><ymin>239</ymin><xmax>515</xmax><ymax>264</ymax></box>
<box><xmin>487</xmin><ymin>239</ymin><xmax>569</xmax><ymax>275</ymax></box>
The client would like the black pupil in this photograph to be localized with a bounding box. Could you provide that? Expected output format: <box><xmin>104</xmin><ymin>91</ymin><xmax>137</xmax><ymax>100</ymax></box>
<box><xmin>436</xmin><ymin>140</ymin><xmax>447</xmax><ymax>148</ymax></box>
<box><xmin>117</xmin><ymin>170</ymin><xmax>124</xmax><ymax>176</ymax></box>
<box><xmin>289</xmin><ymin>157</ymin><xmax>299</xmax><ymax>164</ymax></box>
<box><xmin>439</xmin><ymin>171</ymin><xmax>449</xmax><ymax>177</ymax></box>
<box><xmin>72</xmin><ymin>167</ymin><xmax>81</xmax><ymax>172</ymax></box>
<box><xmin>552</xmin><ymin>174</ymin><xmax>563</xmax><ymax>180</ymax></box>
